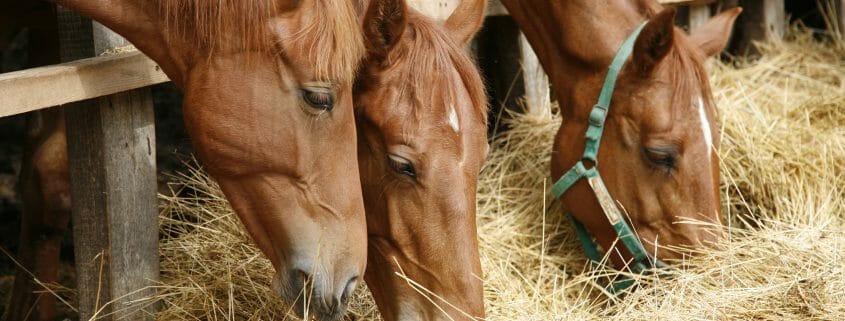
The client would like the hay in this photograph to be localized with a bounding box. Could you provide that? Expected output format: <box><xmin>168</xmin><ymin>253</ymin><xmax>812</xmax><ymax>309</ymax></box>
<box><xmin>155</xmin><ymin>26</ymin><xmax>845</xmax><ymax>320</ymax></box>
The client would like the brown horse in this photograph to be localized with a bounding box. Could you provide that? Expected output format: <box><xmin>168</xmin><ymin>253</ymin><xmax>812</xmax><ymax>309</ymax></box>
<box><xmin>5</xmin><ymin>1</ymin><xmax>367</xmax><ymax>320</ymax></box>
<box><xmin>355</xmin><ymin>0</ymin><xmax>489</xmax><ymax>320</ymax></box>
<box><xmin>500</xmin><ymin>0</ymin><xmax>741</xmax><ymax>268</ymax></box>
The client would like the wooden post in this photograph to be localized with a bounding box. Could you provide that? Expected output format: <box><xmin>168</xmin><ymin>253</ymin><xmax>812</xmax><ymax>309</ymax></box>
<box><xmin>56</xmin><ymin>7</ymin><xmax>159</xmax><ymax>321</ymax></box>
<box><xmin>837</xmin><ymin>0</ymin><xmax>845</xmax><ymax>39</ymax></box>
<box><xmin>518</xmin><ymin>33</ymin><xmax>550</xmax><ymax>116</ymax></box>
<box><xmin>688</xmin><ymin>5</ymin><xmax>712</xmax><ymax>30</ymax></box>
<box><xmin>407</xmin><ymin>0</ymin><xmax>458</xmax><ymax>22</ymax></box>
<box><xmin>735</xmin><ymin>0</ymin><xmax>785</xmax><ymax>55</ymax></box>
<box><xmin>665</xmin><ymin>1</ymin><xmax>716</xmax><ymax>31</ymax></box>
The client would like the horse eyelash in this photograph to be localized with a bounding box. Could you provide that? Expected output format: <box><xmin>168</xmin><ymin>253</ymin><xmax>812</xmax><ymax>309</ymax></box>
<box><xmin>388</xmin><ymin>157</ymin><xmax>417</xmax><ymax>179</ymax></box>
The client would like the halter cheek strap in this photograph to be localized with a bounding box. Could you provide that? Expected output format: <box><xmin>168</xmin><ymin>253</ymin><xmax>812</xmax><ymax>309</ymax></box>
<box><xmin>551</xmin><ymin>21</ymin><xmax>669</xmax><ymax>293</ymax></box>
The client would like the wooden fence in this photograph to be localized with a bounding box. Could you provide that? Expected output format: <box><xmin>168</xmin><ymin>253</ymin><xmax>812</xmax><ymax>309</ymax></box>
<box><xmin>0</xmin><ymin>0</ymin><xmax>841</xmax><ymax>320</ymax></box>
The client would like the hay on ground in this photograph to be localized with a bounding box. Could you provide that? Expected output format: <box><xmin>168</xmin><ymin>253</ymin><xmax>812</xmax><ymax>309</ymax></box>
<box><xmin>154</xmin><ymin>26</ymin><xmax>845</xmax><ymax>321</ymax></box>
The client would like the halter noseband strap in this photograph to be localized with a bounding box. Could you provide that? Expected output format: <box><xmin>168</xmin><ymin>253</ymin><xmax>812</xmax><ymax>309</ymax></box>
<box><xmin>551</xmin><ymin>21</ymin><xmax>669</xmax><ymax>292</ymax></box>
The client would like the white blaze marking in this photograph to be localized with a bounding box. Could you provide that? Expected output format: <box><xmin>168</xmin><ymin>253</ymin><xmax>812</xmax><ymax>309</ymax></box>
<box><xmin>697</xmin><ymin>96</ymin><xmax>713</xmax><ymax>157</ymax></box>
<box><xmin>448</xmin><ymin>104</ymin><xmax>460</xmax><ymax>133</ymax></box>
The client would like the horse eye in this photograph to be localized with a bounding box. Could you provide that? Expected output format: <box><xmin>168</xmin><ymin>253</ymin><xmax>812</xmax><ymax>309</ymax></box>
<box><xmin>301</xmin><ymin>88</ymin><xmax>335</xmax><ymax>111</ymax></box>
<box><xmin>644</xmin><ymin>148</ymin><xmax>677</xmax><ymax>170</ymax></box>
<box><xmin>388</xmin><ymin>155</ymin><xmax>416</xmax><ymax>179</ymax></box>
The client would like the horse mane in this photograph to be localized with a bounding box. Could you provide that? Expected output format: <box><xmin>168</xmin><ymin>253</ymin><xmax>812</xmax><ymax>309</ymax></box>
<box><xmin>158</xmin><ymin>0</ymin><xmax>364</xmax><ymax>83</ymax></box>
<box><xmin>383</xmin><ymin>9</ymin><xmax>488</xmax><ymax>125</ymax></box>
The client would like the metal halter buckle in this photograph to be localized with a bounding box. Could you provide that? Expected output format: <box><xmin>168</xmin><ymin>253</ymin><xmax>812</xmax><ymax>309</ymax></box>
<box><xmin>588</xmin><ymin>104</ymin><xmax>608</xmax><ymax>127</ymax></box>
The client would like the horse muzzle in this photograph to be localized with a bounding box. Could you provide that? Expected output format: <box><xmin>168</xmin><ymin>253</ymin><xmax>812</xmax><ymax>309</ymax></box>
<box><xmin>272</xmin><ymin>267</ymin><xmax>360</xmax><ymax>321</ymax></box>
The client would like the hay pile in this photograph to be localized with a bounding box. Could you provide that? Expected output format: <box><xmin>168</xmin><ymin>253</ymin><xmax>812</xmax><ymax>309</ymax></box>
<box><xmin>155</xmin><ymin>27</ymin><xmax>845</xmax><ymax>320</ymax></box>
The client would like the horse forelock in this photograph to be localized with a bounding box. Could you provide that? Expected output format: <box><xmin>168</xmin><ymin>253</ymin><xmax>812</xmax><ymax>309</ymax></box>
<box><xmin>158</xmin><ymin>0</ymin><xmax>276</xmax><ymax>51</ymax></box>
<box><xmin>639</xmin><ymin>0</ymin><xmax>712</xmax><ymax>113</ymax></box>
<box><xmin>666</xmin><ymin>31</ymin><xmax>714</xmax><ymax>119</ymax></box>
<box><xmin>294</xmin><ymin>0</ymin><xmax>365</xmax><ymax>84</ymax></box>
<box><xmin>385</xmin><ymin>11</ymin><xmax>488</xmax><ymax>127</ymax></box>
<box><xmin>158</xmin><ymin>0</ymin><xmax>364</xmax><ymax>84</ymax></box>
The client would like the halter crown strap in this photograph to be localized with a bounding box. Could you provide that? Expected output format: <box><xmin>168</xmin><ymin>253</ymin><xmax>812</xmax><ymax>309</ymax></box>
<box><xmin>553</xmin><ymin>21</ymin><xmax>647</xmax><ymax>198</ymax></box>
<box><xmin>551</xmin><ymin>22</ymin><xmax>669</xmax><ymax>293</ymax></box>
<box><xmin>584</xmin><ymin>21</ymin><xmax>646</xmax><ymax>163</ymax></box>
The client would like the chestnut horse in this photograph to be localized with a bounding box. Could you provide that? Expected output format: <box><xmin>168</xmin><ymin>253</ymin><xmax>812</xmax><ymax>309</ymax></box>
<box><xmin>355</xmin><ymin>0</ymin><xmax>488</xmax><ymax>320</ymax></box>
<box><xmin>500</xmin><ymin>1</ymin><xmax>740</xmax><ymax>270</ymax></box>
<box><xmin>5</xmin><ymin>1</ymin><xmax>367</xmax><ymax>320</ymax></box>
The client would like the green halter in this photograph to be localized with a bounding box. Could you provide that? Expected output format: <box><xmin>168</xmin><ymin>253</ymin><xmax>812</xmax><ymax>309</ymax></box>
<box><xmin>551</xmin><ymin>21</ymin><xmax>668</xmax><ymax>293</ymax></box>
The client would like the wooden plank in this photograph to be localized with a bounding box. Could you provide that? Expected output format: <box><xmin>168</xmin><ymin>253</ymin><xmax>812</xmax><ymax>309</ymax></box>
<box><xmin>0</xmin><ymin>51</ymin><xmax>168</xmax><ymax>118</ymax></box>
<box><xmin>57</xmin><ymin>7</ymin><xmax>159</xmax><ymax>321</ymax></box>
<box><xmin>518</xmin><ymin>33</ymin><xmax>550</xmax><ymax>116</ymax></box>
<box><xmin>838</xmin><ymin>0</ymin><xmax>845</xmax><ymax>39</ymax></box>
<box><xmin>407</xmin><ymin>0</ymin><xmax>459</xmax><ymax>22</ymax></box>
<box><xmin>487</xmin><ymin>0</ymin><xmax>507</xmax><ymax>16</ymax></box>
<box><xmin>688</xmin><ymin>5</ymin><xmax>711</xmax><ymax>30</ymax></box>
<box><xmin>659</xmin><ymin>0</ymin><xmax>717</xmax><ymax>5</ymax></box>
<box><xmin>735</xmin><ymin>0</ymin><xmax>785</xmax><ymax>55</ymax></box>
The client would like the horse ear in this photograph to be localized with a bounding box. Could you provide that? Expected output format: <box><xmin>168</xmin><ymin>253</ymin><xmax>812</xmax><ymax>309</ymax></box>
<box><xmin>444</xmin><ymin>0</ymin><xmax>487</xmax><ymax>46</ymax></box>
<box><xmin>363</xmin><ymin>0</ymin><xmax>407</xmax><ymax>61</ymax></box>
<box><xmin>689</xmin><ymin>8</ymin><xmax>742</xmax><ymax>57</ymax></box>
<box><xmin>632</xmin><ymin>7</ymin><xmax>676</xmax><ymax>76</ymax></box>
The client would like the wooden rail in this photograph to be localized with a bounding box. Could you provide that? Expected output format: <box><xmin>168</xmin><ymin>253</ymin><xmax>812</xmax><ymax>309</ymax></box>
<box><xmin>660</xmin><ymin>0</ymin><xmax>717</xmax><ymax>5</ymax></box>
<box><xmin>0</xmin><ymin>51</ymin><xmax>167</xmax><ymax>118</ymax></box>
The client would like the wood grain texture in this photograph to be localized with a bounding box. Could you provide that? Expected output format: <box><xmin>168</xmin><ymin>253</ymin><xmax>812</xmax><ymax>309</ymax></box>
<box><xmin>407</xmin><ymin>0</ymin><xmax>460</xmax><ymax>21</ymax></box>
<box><xmin>57</xmin><ymin>6</ymin><xmax>159</xmax><ymax>321</ymax></box>
<box><xmin>838</xmin><ymin>0</ymin><xmax>844</xmax><ymax>39</ymax></box>
<box><xmin>487</xmin><ymin>0</ymin><xmax>508</xmax><ymax>16</ymax></box>
<box><xmin>658</xmin><ymin>0</ymin><xmax>718</xmax><ymax>5</ymax></box>
<box><xmin>406</xmin><ymin>0</ymin><xmax>508</xmax><ymax>17</ymax></box>
<box><xmin>688</xmin><ymin>5</ymin><xmax>712</xmax><ymax>30</ymax></box>
<box><xmin>518</xmin><ymin>33</ymin><xmax>550</xmax><ymax>116</ymax></box>
<box><xmin>735</xmin><ymin>0</ymin><xmax>785</xmax><ymax>55</ymax></box>
<box><xmin>0</xmin><ymin>51</ymin><xmax>168</xmax><ymax>117</ymax></box>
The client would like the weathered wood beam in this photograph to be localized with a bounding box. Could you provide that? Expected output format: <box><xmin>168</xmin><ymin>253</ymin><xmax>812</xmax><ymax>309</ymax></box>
<box><xmin>688</xmin><ymin>5</ymin><xmax>712</xmax><ymax>30</ymax></box>
<box><xmin>734</xmin><ymin>0</ymin><xmax>785</xmax><ymax>55</ymax></box>
<box><xmin>408</xmin><ymin>0</ymin><xmax>509</xmax><ymax>18</ymax></box>
<box><xmin>659</xmin><ymin>0</ymin><xmax>718</xmax><ymax>6</ymax></box>
<box><xmin>487</xmin><ymin>0</ymin><xmax>507</xmax><ymax>16</ymax></box>
<box><xmin>519</xmin><ymin>33</ymin><xmax>550</xmax><ymax>116</ymax></box>
<box><xmin>57</xmin><ymin>7</ymin><xmax>159</xmax><ymax>321</ymax></box>
<box><xmin>837</xmin><ymin>0</ymin><xmax>845</xmax><ymax>39</ymax></box>
<box><xmin>0</xmin><ymin>51</ymin><xmax>168</xmax><ymax>118</ymax></box>
<box><xmin>407</xmin><ymin>0</ymin><xmax>458</xmax><ymax>21</ymax></box>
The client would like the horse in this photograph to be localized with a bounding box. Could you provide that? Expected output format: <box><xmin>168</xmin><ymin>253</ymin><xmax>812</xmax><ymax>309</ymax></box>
<box><xmin>4</xmin><ymin>1</ymin><xmax>368</xmax><ymax>320</ymax></box>
<box><xmin>499</xmin><ymin>0</ymin><xmax>741</xmax><ymax>270</ymax></box>
<box><xmin>355</xmin><ymin>0</ymin><xmax>489</xmax><ymax>319</ymax></box>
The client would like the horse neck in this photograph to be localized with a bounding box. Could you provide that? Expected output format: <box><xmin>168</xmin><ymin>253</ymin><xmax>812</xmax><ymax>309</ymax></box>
<box><xmin>517</xmin><ymin>0</ymin><xmax>660</xmax><ymax>120</ymax></box>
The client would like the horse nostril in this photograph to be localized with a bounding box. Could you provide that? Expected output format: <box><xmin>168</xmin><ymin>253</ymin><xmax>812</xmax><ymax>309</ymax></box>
<box><xmin>326</xmin><ymin>297</ymin><xmax>339</xmax><ymax>312</ymax></box>
<box><xmin>290</xmin><ymin>268</ymin><xmax>311</xmax><ymax>293</ymax></box>
<box><xmin>341</xmin><ymin>275</ymin><xmax>359</xmax><ymax>303</ymax></box>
